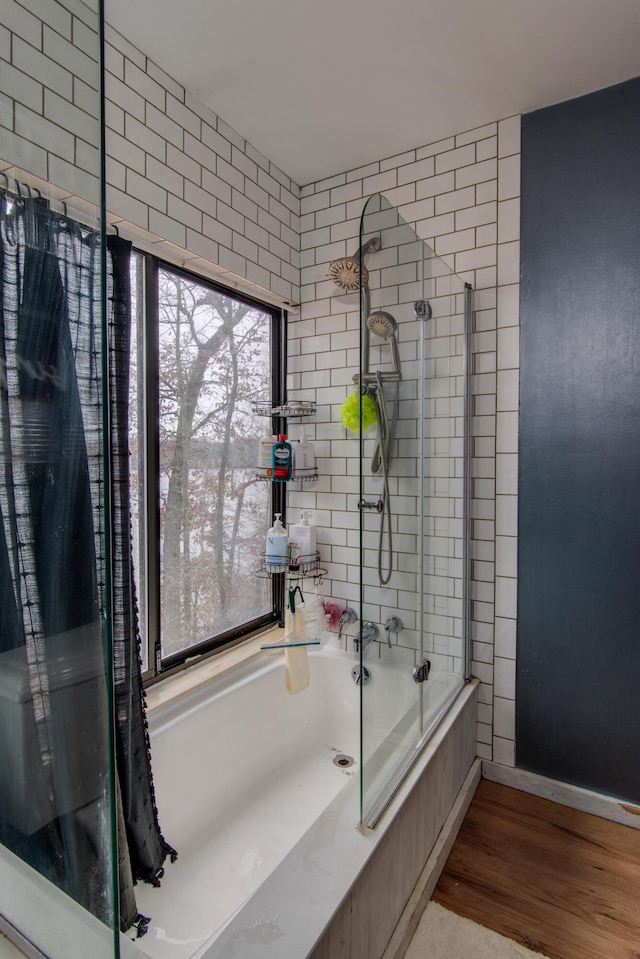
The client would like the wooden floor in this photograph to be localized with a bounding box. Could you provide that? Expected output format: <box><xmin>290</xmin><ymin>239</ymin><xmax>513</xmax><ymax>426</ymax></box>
<box><xmin>433</xmin><ymin>779</ymin><xmax>640</xmax><ymax>959</ymax></box>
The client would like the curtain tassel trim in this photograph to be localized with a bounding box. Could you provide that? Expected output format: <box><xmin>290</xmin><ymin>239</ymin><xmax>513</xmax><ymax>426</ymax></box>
<box><xmin>132</xmin><ymin>914</ymin><xmax>151</xmax><ymax>938</ymax></box>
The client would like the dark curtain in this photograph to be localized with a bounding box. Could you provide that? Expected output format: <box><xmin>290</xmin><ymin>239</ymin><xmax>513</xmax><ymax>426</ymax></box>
<box><xmin>0</xmin><ymin>190</ymin><xmax>174</xmax><ymax>934</ymax></box>
<box><xmin>107</xmin><ymin>233</ymin><xmax>176</xmax><ymax>929</ymax></box>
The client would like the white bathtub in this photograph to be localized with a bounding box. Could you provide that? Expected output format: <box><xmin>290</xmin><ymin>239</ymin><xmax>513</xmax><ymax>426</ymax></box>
<box><xmin>135</xmin><ymin>645</ymin><xmax>359</xmax><ymax>959</ymax></box>
<box><xmin>133</xmin><ymin>642</ymin><xmax>474</xmax><ymax>959</ymax></box>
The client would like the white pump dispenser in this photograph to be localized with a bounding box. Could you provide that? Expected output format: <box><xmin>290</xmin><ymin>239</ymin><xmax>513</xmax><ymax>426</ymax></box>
<box><xmin>292</xmin><ymin>427</ymin><xmax>316</xmax><ymax>480</ymax></box>
<box><xmin>289</xmin><ymin>509</ymin><xmax>317</xmax><ymax>563</ymax></box>
<box><xmin>265</xmin><ymin>513</ymin><xmax>288</xmax><ymax>567</ymax></box>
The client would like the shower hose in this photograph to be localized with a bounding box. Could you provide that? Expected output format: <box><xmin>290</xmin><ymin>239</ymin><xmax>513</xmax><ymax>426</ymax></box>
<box><xmin>370</xmin><ymin>370</ymin><xmax>399</xmax><ymax>586</ymax></box>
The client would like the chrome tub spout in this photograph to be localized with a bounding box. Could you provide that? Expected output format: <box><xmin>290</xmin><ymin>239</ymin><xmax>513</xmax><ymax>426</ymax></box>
<box><xmin>354</xmin><ymin>622</ymin><xmax>379</xmax><ymax>652</ymax></box>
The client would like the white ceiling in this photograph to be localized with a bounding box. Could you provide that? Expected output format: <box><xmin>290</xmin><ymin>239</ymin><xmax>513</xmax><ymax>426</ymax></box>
<box><xmin>107</xmin><ymin>0</ymin><xmax>640</xmax><ymax>186</ymax></box>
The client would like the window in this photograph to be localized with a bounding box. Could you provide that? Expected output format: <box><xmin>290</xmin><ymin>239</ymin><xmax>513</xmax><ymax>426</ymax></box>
<box><xmin>130</xmin><ymin>253</ymin><xmax>285</xmax><ymax>677</ymax></box>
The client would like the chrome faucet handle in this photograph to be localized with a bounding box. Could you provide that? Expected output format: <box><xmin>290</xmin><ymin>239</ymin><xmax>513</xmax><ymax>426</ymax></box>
<box><xmin>337</xmin><ymin>607</ymin><xmax>358</xmax><ymax>646</ymax></box>
<box><xmin>354</xmin><ymin>621</ymin><xmax>380</xmax><ymax>652</ymax></box>
<box><xmin>384</xmin><ymin>615</ymin><xmax>403</xmax><ymax>647</ymax></box>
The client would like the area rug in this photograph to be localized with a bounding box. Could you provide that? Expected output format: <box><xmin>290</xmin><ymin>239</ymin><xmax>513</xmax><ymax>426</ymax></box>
<box><xmin>404</xmin><ymin>901</ymin><xmax>552</xmax><ymax>959</ymax></box>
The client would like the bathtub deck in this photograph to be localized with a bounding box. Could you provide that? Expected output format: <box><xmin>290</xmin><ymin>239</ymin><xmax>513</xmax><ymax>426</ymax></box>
<box><xmin>133</xmin><ymin>738</ymin><xmax>357</xmax><ymax>959</ymax></box>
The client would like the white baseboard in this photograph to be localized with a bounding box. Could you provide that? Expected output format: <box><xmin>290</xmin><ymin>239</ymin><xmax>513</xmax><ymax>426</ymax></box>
<box><xmin>482</xmin><ymin>761</ymin><xmax>640</xmax><ymax>831</ymax></box>
<box><xmin>382</xmin><ymin>758</ymin><xmax>482</xmax><ymax>959</ymax></box>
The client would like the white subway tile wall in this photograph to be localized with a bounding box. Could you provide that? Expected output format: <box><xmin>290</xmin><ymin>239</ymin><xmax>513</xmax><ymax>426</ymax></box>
<box><xmin>1</xmin><ymin>1</ymin><xmax>521</xmax><ymax>765</ymax></box>
<box><xmin>295</xmin><ymin>117</ymin><xmax>521</xmax><ymax>762</ymax></box>
<box><xmin>0</xmin><ymin>0</ymin><xmax>102</xmax><ymax>209</ymax></box>
<box><xmin>0</xmin><ymin>7</ymin><xmax>300</xmax><ymax>308</ymax></box>
<box><xmin>103</xmin><ymin>24</ymin><xmax>301</xmax><ymax>307</ymax></box>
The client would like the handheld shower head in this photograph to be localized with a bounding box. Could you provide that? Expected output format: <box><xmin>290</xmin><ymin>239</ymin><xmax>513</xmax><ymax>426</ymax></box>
<box><xmin>367</xmin><ymin>311</ymin><xmax>397</xmax><ymax>338</ymax></box>
<box><xmin>327</xmin><ymin>236</ymin><xmax>381</xmax><ymax>292</ymax></box>
<box><xmin>367</xmin><ymin>311</ymin><xmax>400</xmax><ymax>373</ymax></box>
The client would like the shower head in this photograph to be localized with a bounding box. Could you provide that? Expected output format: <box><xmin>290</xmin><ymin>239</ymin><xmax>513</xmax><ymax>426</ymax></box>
<box><xmin>367</xmin><ymin>311</ymin><xmax>397</xmax><ymax>339</ymax></box>
<box><xmin>327</xmin><ymin>256</ymin><xmax>369</xmax><ymax>292</ymax></box>
<box><xmin>327</xmin><ymin>236</ymin><xmax>381</xmax><ymax>292</ymax></box>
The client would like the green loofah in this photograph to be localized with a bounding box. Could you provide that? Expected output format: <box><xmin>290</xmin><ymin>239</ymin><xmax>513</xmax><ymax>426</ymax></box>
<box><xmin>340</xmin><ymin>391</ymin><xmax>378</xmax><ymax>432</ymax></box>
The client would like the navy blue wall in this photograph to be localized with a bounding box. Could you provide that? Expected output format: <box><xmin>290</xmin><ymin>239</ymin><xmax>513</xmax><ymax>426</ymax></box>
<box><xmin>517</xmin><ymin>77</ymin><xmax>640</xmax><ymax>803</ymax></box>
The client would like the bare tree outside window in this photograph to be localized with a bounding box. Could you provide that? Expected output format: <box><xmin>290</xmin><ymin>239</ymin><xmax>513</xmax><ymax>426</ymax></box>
<box><xmin>152</xmin><ymin>268</ymin><xmax>272</xmax><ymax>658</ymax></box>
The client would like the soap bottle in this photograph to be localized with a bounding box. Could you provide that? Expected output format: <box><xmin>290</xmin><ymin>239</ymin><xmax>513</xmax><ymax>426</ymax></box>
<box><xmin>272</xmin><ymin>434</ymin><xmax>292</xmax><ymax>481</ymax></box>
<box><xmin>289</xmin><ymin>509</ymin><xmax>317</xmax><ymax>564</ymax></box>
<box><xmin>292</xmin><ymin>427</ymin><xmax>316</xmax><ymax>480</ymax></box>
<box><xmin>258</xmin><ymin>424</ymin><xmax>277</xmax><ymax>478</ymax></box>
<box><xmin>265</xmin><ymin>513</ymin><xmax>288</xmax><ymax>567</ymax></box>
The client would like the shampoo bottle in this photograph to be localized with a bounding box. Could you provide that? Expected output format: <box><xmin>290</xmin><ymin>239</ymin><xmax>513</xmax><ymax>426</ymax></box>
<box><xmin>265</xmin><ymin>513</ymin><xmax>288</xmax><ymax>567</ymax></box>
<box><xmin>258</xmin><ymin>425</ymin><xmax>277</xmax><ymax>477</ymax></box>
<box><xmin>289</xmin><ymin>509</ymin><xmax>317</xmax><ymax>563</ymax></box>
<box><xmin>272</xmin><ymin>434</ymin><xmax>292</xmax><ymax>481</ymax></box>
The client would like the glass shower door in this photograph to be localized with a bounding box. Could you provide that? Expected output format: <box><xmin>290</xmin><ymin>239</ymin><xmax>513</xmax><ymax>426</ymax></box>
<box><xmin>358</xmin><ymin>194</ymin><xmax>470</xmax><ymax>826</ymax></box>
<box><xmin>0</xmin><ymin>1</ymin><xmax>119</xmax><ymax>956</ymax></box>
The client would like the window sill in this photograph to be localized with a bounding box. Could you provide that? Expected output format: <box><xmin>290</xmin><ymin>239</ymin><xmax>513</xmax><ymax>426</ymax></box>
<box><xmin>144</xmin><ymin>626</ymin><xmax>286</xmax><ymax>715</ymax></box>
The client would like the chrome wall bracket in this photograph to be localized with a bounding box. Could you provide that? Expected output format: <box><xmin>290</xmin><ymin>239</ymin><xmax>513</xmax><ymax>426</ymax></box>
<box><xmin>412</xmin><ymin>659</ymin><xmax>431</xmax><ymax>684</ymax></box>
<box><xmin>414</xmin><ymin>300</ymin><xmax>432</xmax><ymax>321</ymax></box>
<box><xmin>358</xmin><ymin>499</ymin><xmax>383</xmax><ymax>513</ymax></box>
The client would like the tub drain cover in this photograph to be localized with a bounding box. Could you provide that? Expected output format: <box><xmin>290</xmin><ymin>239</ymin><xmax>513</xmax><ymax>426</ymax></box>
<box><xmin>333</xmin><ymin>753</ymin><xmax>354</xmax><ymax>768</ymax></box>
